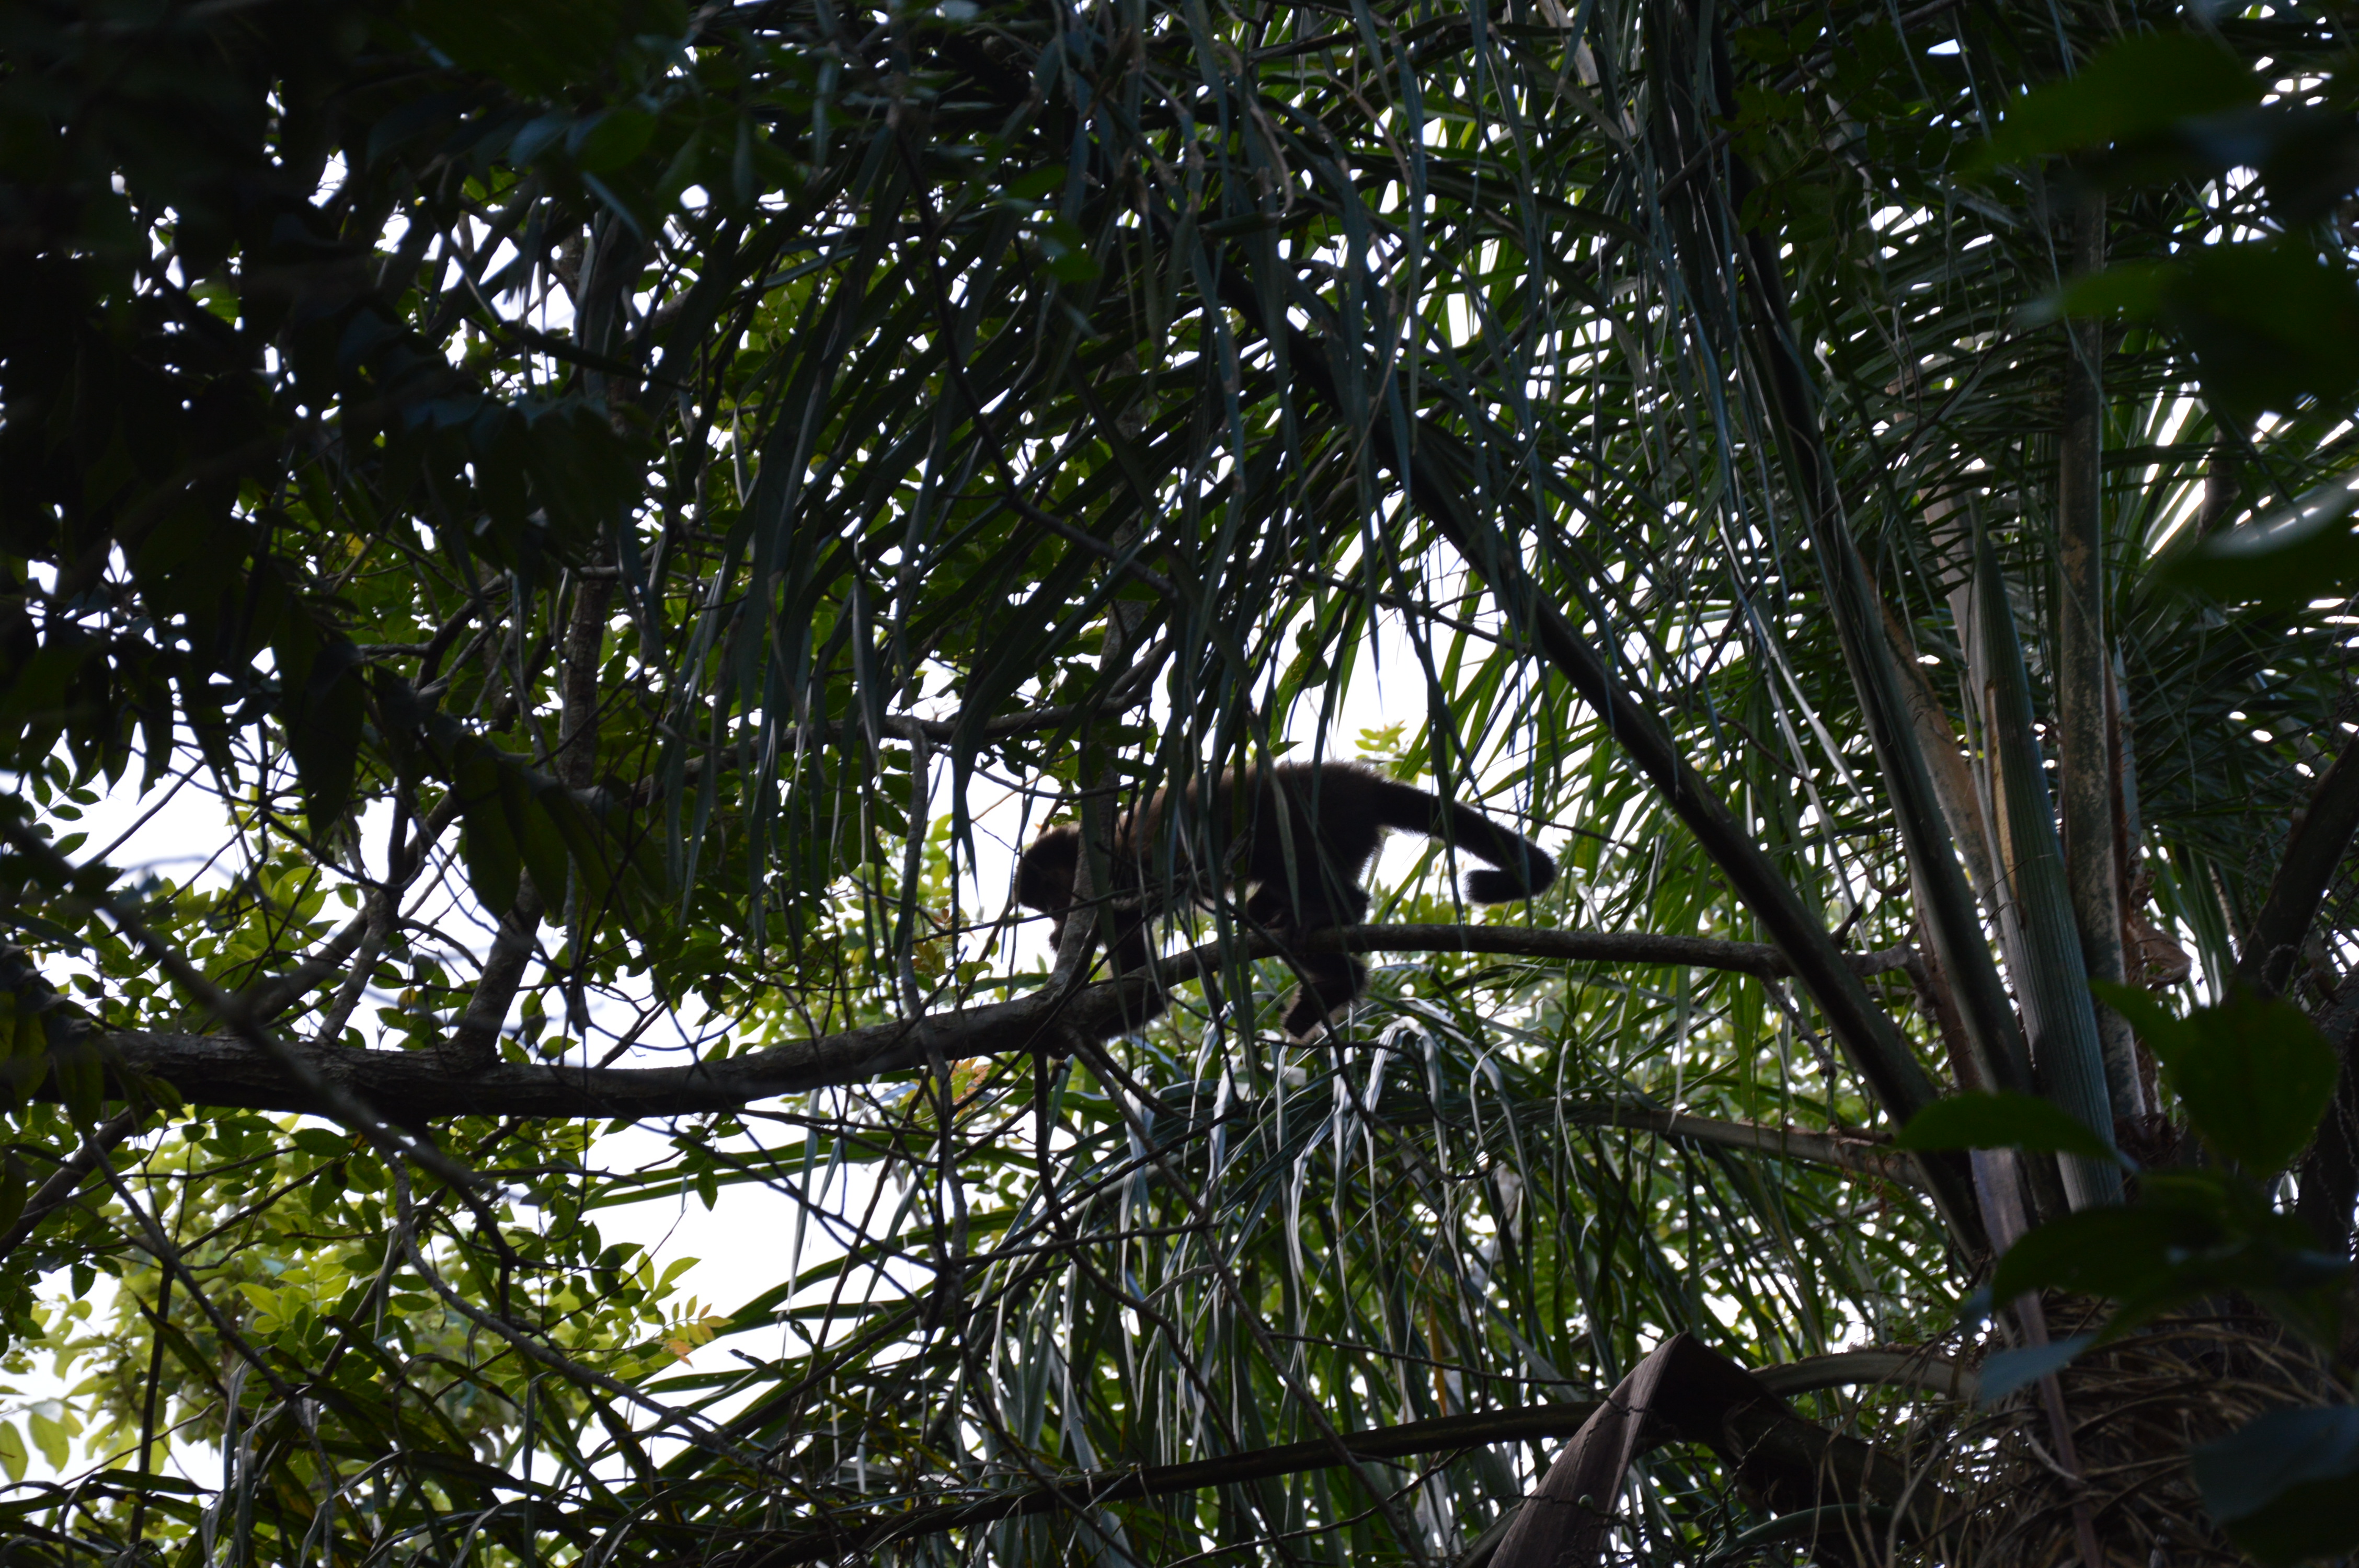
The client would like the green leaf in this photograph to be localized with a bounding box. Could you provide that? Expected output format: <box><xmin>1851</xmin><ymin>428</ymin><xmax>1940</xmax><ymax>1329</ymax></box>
<box><xmin>408</xmin><ymin>0</ymin><xmax>677</xmax><ymax>96</ymax></box>
<box><xmin>1995</xmin><ymin>1169</ymin><xmax>2347</xmax><ymax>1341</ymax></box>
<box><xmin>1004</xmin><ymin>166</ymin><xmax>1066</xmax><ymax>202</ymax></box>
<box><xmin>1037</xmin><ymin>218</ymin><xmax>1101</xmax><ymax>283</ymax></box>
<box><xmin>2192</xmin><ymin>1406</ymin><xmax>2359</xmax><ymax>1565</ymax></box>
<box><xmin>2168</xmin><ymin>990</ymin><xmax>2337</xmax><ymax>1174</ymax></box>
<box><xmin>2096</xmin><ymin>982</ymin><xmax>2337</xmax><ymax>1171</ymax></box>
<box><xmin>2041</xmin><ymin>241</ymin><xmax>2359</xmax><ymax>419</ymax></box>
<box><xmin>2163</xmin><ymin>243</ymin><xmax>2359</xmax><ymax>418</ymax></box>
<box><xmin>1989</xmin><ymin>1203</ymin><xmax>2188</xmax><ymax>1305</ymax></box>
<box><xmin>2031</xmin><ymin>260</ymin><xmax>2174</xmax><ymax>325</ymax></box>
<box><xmin>53</xmin><ymin>1039</ymin><xmax>101</xmax><ymax>1126</ymax></box>
<box><xmin>516</xmin><ymin>782</ymin><xmax>573</xmax><ymax>916</ymax></box>
<box><xmin>0</xmin><ymin>1152</ymin><xmax>26</xmax><ymax>1238</ymax></box>
<box><xmin>455</xmin><ymin>745</ymin><xmax>523</xmax><ymax>915</ymax></box>
<box><xmin>1976</xmin><ymin>1334</ymin><xmax>2095</xmax><ymax>1404</ymax></box>
<box><xmin>292</xmin><ymin>1128</ymin><xmax>353</xmax><ymax>1160</ymax></box>
<box><xmin>0</xmin><ymin>1423</ymin><xmax>24</xmax><ymax>1485</ymax></box>
<box><xmin>0</xmin><ymin>645</ymin><xmax>94</xmax><ymax>770</ymax></box>
<box><xmin>520</xmin><ymin>403</ymin><xmax>643</xmax><ymax>546</ymax></box>
<box><xmin>1984</xmin><ymin>32</ymin><xmax>2256</xmax><ymax>165</ymax></box>
<box><xmin>25</xmin><ymin>1408</ymin><xmax>67</xmax><ymax>1470</ymax></box>
<box><xmin>573</xmin><ymin>108</ymin><xmax>658</xmax><ymax>173</ymax></box>
<box><xmin>2258</xmin><ymin>111</ymin><xmax>2359</xmax><ymax>225</ymax></box>
<box><xmin>2089</xmin><ymin>979</ymin><xmax>2195</xmax><ymax>1064</ymax></box>
<box><xmin>5</xmin><ymin>1007</ymin><xmax>48</xmax><ymax>1104</ymax></box>
<box><xmin>1896</xmin><ymin>1091</ymin><xmax>2123</xmax><ymax>1165</ymax></box>
<box><xmin>279</xmin><ymin>632</ymin><xmax>367</xmax><ymax>834</ymax></box>
<box><xmin>2159</xmin><ymin>470</ymin><xmax>2359</xmax><ymax>608</ymax></box>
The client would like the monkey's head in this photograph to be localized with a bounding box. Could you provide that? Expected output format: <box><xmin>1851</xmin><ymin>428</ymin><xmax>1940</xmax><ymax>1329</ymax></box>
<box><xmin>1015</xmin><ymin>824</ymin><xmax>1081</xmax><ymax>951</ymax></box>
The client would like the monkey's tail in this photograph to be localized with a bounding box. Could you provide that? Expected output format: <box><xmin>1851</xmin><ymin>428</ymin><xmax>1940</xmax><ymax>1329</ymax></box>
<box><xmin>1366</xmin><ymin>779</ymin><xmax>1558</xmax><ymax>903</ymax></box>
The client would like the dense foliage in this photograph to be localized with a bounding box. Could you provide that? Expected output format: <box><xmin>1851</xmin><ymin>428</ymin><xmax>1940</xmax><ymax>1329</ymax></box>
<box><xmin>2</xmin><ymin>0</ymin><xmax>2356</xmax><ymax>1563</ymax></box>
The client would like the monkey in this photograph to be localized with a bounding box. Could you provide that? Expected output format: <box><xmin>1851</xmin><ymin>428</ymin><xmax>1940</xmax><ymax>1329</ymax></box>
<box><xmin>1014</xmin><ymin>761</ymin><xmax>1555</xmax><ymax>1040</ymax></box>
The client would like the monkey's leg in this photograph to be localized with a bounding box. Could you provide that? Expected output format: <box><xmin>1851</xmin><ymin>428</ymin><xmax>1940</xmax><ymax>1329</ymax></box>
<box><xmin>1282</xmin><ymin>953</ymin><xmax>1366</xmax><ymax>1040</ymax></box>
<box><xmin>1104</xmin><ymin>912</ymin><xmax>1170</xmax><ymax>1034</ymax></box>
<box><xmin>1242</xmin><ymin>885</ymin><xmax>1290</xmax><ymax>929</ymax></box>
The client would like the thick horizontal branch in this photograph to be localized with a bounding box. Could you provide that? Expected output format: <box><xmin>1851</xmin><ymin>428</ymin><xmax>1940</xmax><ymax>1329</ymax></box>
<box><xmin>1556</xmin><ymin>1101</ymin><xmax>1922</xmax><ymax>1189</ymax></box>
<box><xmin>1114</xmin><ymin>924</ymin><xmax>1912</xmax><ymax>1000</ymax></box>
<box><xmin>83</xmin><ymin>925</ymin><xmax>1919</xmax><ymax>1123</ymax></box>
<box><xmin>93</xmin><ymin>987</ymin><xmax>1078</xmax><ymax>1122</ymax></box>
<box><xmin>1305</xmin><ymin>926</ymin><xmax>1915</xmax><ymax>980</ymax></box>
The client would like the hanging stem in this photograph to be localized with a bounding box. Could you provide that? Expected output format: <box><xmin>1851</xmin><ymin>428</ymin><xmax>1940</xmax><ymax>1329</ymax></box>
<box><xmin>2054</xmin><ymin>183</ymin><xmax>2143</xmax><ymax>1121</ymax></box>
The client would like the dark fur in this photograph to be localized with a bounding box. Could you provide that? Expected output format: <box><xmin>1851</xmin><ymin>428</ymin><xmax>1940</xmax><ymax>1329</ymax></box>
<box><xmin>1015</xmin><ymin>762</ymin><xmax>1555</xmax><ymax>1039</ymax></box>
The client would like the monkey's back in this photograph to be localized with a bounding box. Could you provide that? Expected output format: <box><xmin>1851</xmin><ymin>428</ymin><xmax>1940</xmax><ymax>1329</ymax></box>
<box><xmin>1113</xmin><ymin>762</ymin><xmax>1391</xmax><ymax>902</ymax></box>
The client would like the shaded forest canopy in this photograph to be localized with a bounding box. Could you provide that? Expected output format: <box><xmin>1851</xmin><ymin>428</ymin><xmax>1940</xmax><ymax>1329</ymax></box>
<box><xmin>0</xmin><ymin>0</ymin><xmax>2356</xmax><ymax>1564</ymax></box>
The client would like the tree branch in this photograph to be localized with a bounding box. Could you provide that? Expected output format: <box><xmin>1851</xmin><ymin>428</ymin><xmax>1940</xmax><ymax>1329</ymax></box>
<box><xmin>2294</xmin><ymin>970</ymin><xmax>2359</xmax><ymax>1254</ymax></box>
<box><xmin>249</xmin><ymin>794</ymin><xmax>465</xmax><ymax>1026</ymax></box>
<box><xmin>0</xmin><ymin>1108</ymin><xmax>144</xmax><ymax>1266</ymax></box>
<box><xmin>72</xmin><ymin>924</ymin><xmax>1921</xmax><ymax>1121</ymax></box>
<box><xmin>1305</xmin><ymin>926</ymin><xmax>1916</xmax><ymax>979</ymax></box>
<box><xmin>2237</xmin><ymin>738</ymin><xmax>2359</xmax><ymax>998</ymax></box>
<box><xmin>1556</xmin><ymin>1100</ymin><xmax>1925</xmax><ymax>1189</ymax></box>
<box><xmin>93</xmin><ymin>993</ymin><xmax>1068</xmax><ymax>1122</ymax></box>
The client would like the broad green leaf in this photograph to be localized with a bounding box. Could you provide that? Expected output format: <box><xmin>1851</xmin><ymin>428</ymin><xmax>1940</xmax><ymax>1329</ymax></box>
<box><xmin>516</xmin><ymin>785</ymin><xmax>574</xmax><ymax>918</ymax></box>
<box><xmin>0</xmin><ymin>1002</ymin><xmax>40</xmax><ymax>1106</ymax></box>
<box><xmin>1989</xmin><ymin>1203</ymin><xmax>2188</xmax><ymax>1305</ymax></box>
<box><xmin>2160</xmin><ymin>472</ymin><xmax>2359</xmax><ymax>608</ymax></box>
<box><xmin>1996</xmin><ymin>1169</ymin><xmax>2347</xmax><ymax>1345</ymax></box>
<box><xmin>1037</xmin><ymin>218</ymin><xmax>1101</xmax><ymax>283</ymax></box>
<box><xmin>2089</xmin><ymin>979</ymin><xmax>2196</xmax><ymax>1064</ymax></box>
<box><xmin>292</xmin><ymin>1128</ymin><xmax>353</xmax><ymax>1159</ymax></box>
<box><xmin>407</xmin><ymin>0</ymin><xmax>679</xmax><ymax>96</ymax></box>
<box><xmin>0</xmin><ymin>1152</ymin><xmax>26</xmax><ymax>1238</ymax></box>
<box><xmin>1896</xmin><ymin>1092</ymin><xmax>2122</xmax><ymax>1166</ymax></box>
<box><xmin>26</xmin><ymin>1408</ymin><xmax>67</xmax><ymax>1470</ymax></box>
<box><xmin>2192</xmin><ymin>1406</ymin><xmax>2359</xmax><ymax>1565</ymax></box>
<box><xmin>1975</xmin><ymin>1334</ymin><xmax>2094</xmax><ymax>1404</ymax></box>
<box><xmin>279</xmin><ymin>633</ymin><xmax>367</xmax><ymax>834</ymax></box>
<box><xmin>2106</xmin><ymin>984</ymin><xmax>2339</xmax><ymax>1171</ymax></box>
<box><xmin>2034</xmin><ymin>260</ymin><xmax>2173</xmax><ymax>325</ymax></box>
<box><xmin>2259</xmin><ymin>111</ymin><xmax>2359</xmax><ymax>224</ymax></box>
<box><xmin>53</xmin><ymin>1039</ymin><xmax>101</xmax><ymax>1125</ymax></box>
<box><xmin>2043</xmin><ymin>242</ymin><xmax>2359</xmax><ymax>417</ymax></box>
<box><xmin>573</xmin><ymin>108</ymin><xmax>658</xmax><ymax>173</ymax></box>
<box><xmin>1983</xmin><ymin>32</ymin><xmax>2256</xmax><ymax>165</ymax></box>
<box><xmin>2169</xmin><ymin>991</ymin><xmax>2338</xmax><ymax>1174</ymax></box>
<box><xmin>2165</xmin><ymin>243</ymin><xmax>2359</xmax><ymax>418</ymax></box>
<box><xmin>455</xmin><ymin>745</ymin><xmax>523</xmax><ymax>914</ymax></box>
